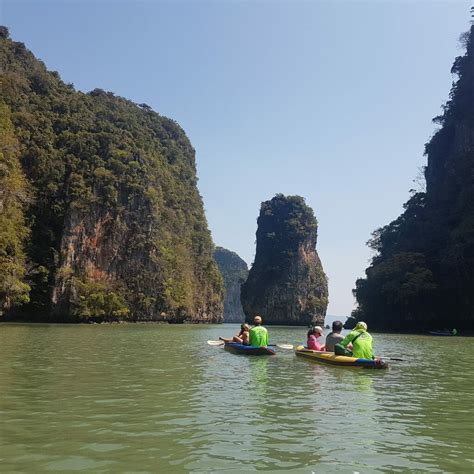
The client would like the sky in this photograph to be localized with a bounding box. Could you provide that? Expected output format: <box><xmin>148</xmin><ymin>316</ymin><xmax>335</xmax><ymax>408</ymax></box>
<box><xmin>1</xmin><ymin>0</ymin><xmax>471</xmax><ymax>316</ymax></box>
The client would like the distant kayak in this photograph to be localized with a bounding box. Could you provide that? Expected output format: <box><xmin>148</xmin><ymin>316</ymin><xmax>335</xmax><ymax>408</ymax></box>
<box><xmin>224</xmin><ymin>342</ymin><xmax>276</xmax><ymax>356</ymax></box>
<box><xmin>429</xmin><ymin>331</ymin><xmax>454</xmax><ymax>336</ymax></box>
<box><xmin>295</xmin><ymin>346</ymin><xmax>388</xmax><ymax>369</ymax></box>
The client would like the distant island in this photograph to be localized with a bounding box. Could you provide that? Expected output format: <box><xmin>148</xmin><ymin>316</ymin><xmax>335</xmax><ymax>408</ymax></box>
<box><xmin>0</xmin><ymin>26</ymin><xmax>223</xmax><ymax>323</ymax></box>
<box><xmin>213</xmin><ymin>247</ymin><xmax>248</xmax><ymax>323</ymax></box>
<box><xmin>352</xmin><ymin>23</ymin><xmax>474</xmax><ymax>332</ymax></box>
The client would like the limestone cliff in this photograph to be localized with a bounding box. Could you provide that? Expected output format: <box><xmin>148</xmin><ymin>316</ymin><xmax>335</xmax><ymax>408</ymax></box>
<box><xmin>0</xmin><ymin>27</ymin><xmax>224</xmax><ymax>322</ymax></box>
<box><xmin>353</xmin><ymin>23</ymin><xmax>474</xmax><ymax>331</ymax></box>
<box><xmin>241</xmin><ymin>194</ymin><xmax>328</xmax><ymax>326</ymax></box>
<box><xmin>214</xmin><ymin>247</ymin><xmax>248</xmax><ymax>323</ymax></box>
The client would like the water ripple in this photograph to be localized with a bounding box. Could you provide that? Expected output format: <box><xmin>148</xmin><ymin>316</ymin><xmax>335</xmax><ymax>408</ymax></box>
<box><xmin>0</xmin><ymin>324</ymin><xmax>473</xmax><ymax>472</ymax></box>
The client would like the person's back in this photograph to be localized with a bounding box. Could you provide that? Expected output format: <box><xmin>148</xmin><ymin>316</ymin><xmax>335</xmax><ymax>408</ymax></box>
<box><xmin>350</xmin><ymin>331</ymin><xmax>373</xmax><ymax>359</ymax></box>
<box><xmin>325</xmin><ymin>320</ymin><xmax>344</xmax><ymax>352</ymax></box>
<box><xmin>249</xmin><ymin>315</ymin><xmax>268</xmax><ymax>347</ymax></box>
<box><xmin>339</xmin><ymin>321</ymin><xmax>373</xmax><ymax>359</ymax></box>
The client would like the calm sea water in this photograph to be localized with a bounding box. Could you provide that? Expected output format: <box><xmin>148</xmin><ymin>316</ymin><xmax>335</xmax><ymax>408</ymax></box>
<box><xmin>0</xmin><ymin>323</ymin><xmax>472</xmax><ymax>473</ymax></box>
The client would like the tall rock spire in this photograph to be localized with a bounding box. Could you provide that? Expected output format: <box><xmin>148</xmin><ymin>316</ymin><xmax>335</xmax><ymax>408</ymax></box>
<box><xmin>241</xmin><ymin>194</ymin><xmax>328</xmax><ymax>326</ymax></box>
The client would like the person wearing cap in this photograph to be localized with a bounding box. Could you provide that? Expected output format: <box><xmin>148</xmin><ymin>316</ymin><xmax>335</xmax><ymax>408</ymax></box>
<box><xmin>335</xmin><ymin>321</ymin><xmax>374</xmax><ymax>359</ymax></box>
<box><xmin>249</xmin><ymin>315</ymin><xmax>269</xmax><ymax>347</ymax></box>
<box><xmin>325</xmin><ymin>320</ymin><xmax>345</xmax><ymax>352</ymax></box>
<box><xmin>307</xmin><ymin>326</ymin><xmax>325</xmax><ymax>351</ymax></box>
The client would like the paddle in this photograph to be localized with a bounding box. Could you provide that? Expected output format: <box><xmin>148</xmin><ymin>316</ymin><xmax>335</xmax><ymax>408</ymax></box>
<box><xmin>207</xmin><ymin>340</ymin><xmax>293</xmax><ymax>350</ymax></box>
<box><xmin>271</xmin><ymin>343</ymin><xmax>294</xmax><ymax>350</ymax></box>
<box><xmin>207</xmin><ymin>340</ymin><xmax>225</xmax><ymax>346</ymax></box>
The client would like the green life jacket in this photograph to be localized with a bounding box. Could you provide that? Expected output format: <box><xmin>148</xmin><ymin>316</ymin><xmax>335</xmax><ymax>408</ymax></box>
<box><xmin>340</xmin><ymin>330</ymin><xmax>373</xmax><ymax>359</ymax></box>
<box><xmin>249</xmin><ymin>326</ymin><xmax>269</xmax><ymax>347</ymax></box>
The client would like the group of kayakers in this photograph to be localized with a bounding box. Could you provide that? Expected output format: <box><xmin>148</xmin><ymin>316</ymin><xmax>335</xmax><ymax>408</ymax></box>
<box><xmin>307</xmin><ymin>320</ymin><xmax>343</xmax><ymax>351</ymax></box>
<box><xmin>307</xmin><ymin>320</ymin><xmax>374</xmax><ymax>359</ymax></box>
<box><xmin>221</xmin><ymin>317</ymin><xmax>375</xmax><ymax>359</ymax></box>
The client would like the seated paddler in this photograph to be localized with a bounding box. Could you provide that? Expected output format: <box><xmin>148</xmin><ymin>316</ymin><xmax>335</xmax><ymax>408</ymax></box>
<box><xmin>335</xmin><ymin>321</ymin><xmax>374</xmax><ymax>359</ymax></box>
<box><xmin>219</xmin><ymin>323</ymin><xmax>250</xmax><ymax>345</ymax></box>
<box><xmin>249</xmin><ymin>315</ymin><xmax>269</xmax><ymax>347</ymax></box>
<box><xmin>307</xmin><ymin>326</ymin><xmax>325</xmax><ymax>351</ymax></box>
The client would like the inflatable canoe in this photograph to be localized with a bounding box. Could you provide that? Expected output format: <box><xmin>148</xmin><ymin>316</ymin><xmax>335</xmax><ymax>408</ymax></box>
<box><xmin>224</xmin><ymin>342</ymin><xmax>276</xmax><ymax>356</ymax></box>
<box><xmin>295</xmin><ymin>346</ymin><xmax>388</xmax><ymax>369</ymax></box>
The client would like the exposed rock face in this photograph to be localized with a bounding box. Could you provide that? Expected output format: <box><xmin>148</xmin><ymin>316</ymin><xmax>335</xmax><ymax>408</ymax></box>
<box><xmin>0</xmin><ymin>27</ymin><xmax>224</xmax><ymax>323</ymax></box>
<box><xmin>241</xmin><ymin>194</ymin><xmax>328</xmax><ymax>326</ymax></box>
<box><xmin>214</xmin><ymin>247</ymin><xmax>248</xmax><ymax>323</ymax></box>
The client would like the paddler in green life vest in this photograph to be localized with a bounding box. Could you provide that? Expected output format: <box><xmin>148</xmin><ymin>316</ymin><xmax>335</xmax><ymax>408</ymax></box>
<box><xmin>249</xmin><ymin>315</ymin><xmax>269</xmax><ymax>347</ymax></box>
<box><xmin>335</xmin><ymin>321</ymin><xmax>374</xmax><ymax>359</ymax></box>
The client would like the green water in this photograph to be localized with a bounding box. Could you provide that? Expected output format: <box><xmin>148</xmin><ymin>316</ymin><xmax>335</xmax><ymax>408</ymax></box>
<box><xmin>0</xmin><ymin>323</ymin><xmax>473</xmax><ymax>473</ymax></box>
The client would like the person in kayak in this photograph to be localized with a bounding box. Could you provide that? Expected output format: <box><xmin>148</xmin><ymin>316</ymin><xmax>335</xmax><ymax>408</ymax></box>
<box><xmin>219</xmin><ymin>323</ymin><xmax>250</xmax><ymax>344</ymax></box>
<box><xmin>324</xmin><ymin>320</ymin><xmax>344</xmax><ymax>352</ymax></box>
<box><xmin>335</xmin><ymin>321</ymin><xmax>374</xmax><ymax>359</ymax></box>
<box><xmin>307</xmin><ymin>326</ymin><xmax>325</xmax><ymax>351</ymax></box>
<box><xmin>249</xmin><ymin>315</ymin><xmax>269</xmax><ymax>347</ymax></box>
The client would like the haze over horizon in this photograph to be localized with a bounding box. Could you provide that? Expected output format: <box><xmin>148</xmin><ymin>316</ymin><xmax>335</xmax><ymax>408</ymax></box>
<box><xmin>1</xmin><ymin>0</ymin><xmax>471</xmax><ymax>316</ymax></box>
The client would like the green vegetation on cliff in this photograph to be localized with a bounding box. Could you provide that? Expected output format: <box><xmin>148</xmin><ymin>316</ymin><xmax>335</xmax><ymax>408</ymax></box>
<box><xmin>214</xmin><ymin>247</ymin><xmax>248</xmax><ymax>323</ymax></box>
<box><xmin>353</xmin><ymin>24</ymin><xmax>474</xmax><ymax>331</ymax></box>
<box><xmin>241</xmin><ymin>194</ymin><xmax>328</xmax><ymax>326</ymax></box>
<box><xmin>0</xmin><ymin>100</ymin><xmax>30</xmax><ymax>314</ymax></box>
<box><xmin>0</xmin><ymin>26</ymin><xmax>223</xmax><ymax>322</ymax></box>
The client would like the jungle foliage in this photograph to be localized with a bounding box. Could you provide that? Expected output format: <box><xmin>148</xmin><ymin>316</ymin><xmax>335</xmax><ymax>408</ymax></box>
<box><xmin>0</xmin><ymin>27</ymin><xmax>223</xmax><ymax>322</ymax></box>
<box><xmin>0</xmin><ymin>101</ymin><xmax>30</xmax><ymax>314</ymax></box>
<box><xmin>254</xmin><ymin>194</ymin><xmax>319</xmax><ymax>270</ymax></box>
<box><xmin>353</xmin><ymin>24</ymin><xmax>474</xmax><ymax>331</ymax></box>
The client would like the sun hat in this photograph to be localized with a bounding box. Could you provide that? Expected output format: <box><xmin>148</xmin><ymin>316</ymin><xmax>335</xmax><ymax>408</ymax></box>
<box><xmin>313</xmin><ymin>326</ymin><xmax>324</xmax><ymax>336</ymax></box>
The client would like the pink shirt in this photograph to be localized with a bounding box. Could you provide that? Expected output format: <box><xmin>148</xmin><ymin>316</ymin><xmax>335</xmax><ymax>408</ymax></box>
<box><xmin>307</xmin><ymin>335</ymin><xmax>324</xmax><ymax>351</ymax></box>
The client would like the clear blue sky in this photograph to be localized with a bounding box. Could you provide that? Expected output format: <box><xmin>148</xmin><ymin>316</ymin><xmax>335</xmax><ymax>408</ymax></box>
<box><xmin>1</xmin><ymin>0</ymin><xmax>471</xmax><ymax>316</ymax></box>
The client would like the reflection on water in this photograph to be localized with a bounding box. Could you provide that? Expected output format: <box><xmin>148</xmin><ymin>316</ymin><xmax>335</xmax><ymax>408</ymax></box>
<box><xmin>0</xmin><ymin>323</ymin><xmax>473</xmax><ymax>472</ymax></box>
<box><xmin>250</xmin><ymin>358</ymin><xmax>269</xmax><ymax>397</ymax></box>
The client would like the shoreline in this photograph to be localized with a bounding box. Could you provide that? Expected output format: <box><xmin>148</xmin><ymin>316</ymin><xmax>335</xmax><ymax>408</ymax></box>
<box><xmin>1</xmin><ymin>320</ymin><xmax>473</xmax><ymax>335</ymax></box>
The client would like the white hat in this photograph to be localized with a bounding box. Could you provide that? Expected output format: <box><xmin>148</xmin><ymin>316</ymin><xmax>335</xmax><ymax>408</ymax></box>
<box><xmin>313</xmin><ymin>326</ymin><xmax>324</xmax><ymax>336</ymax></box>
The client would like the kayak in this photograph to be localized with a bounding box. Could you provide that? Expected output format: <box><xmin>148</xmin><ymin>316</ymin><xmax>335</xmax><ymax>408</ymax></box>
<box><xmin>295</xmin><ymin>346</ymin><xmax>388</xmax><ymax>369</ymax></box>
<box><xmin>429</xmin><ymin>331</ymin><xmax>454</xmax><ymax>336</ymax></box>
<box><xmin>224</xmin><ymin>342</ymin><xmax>276</xmax><ymax>356</ymax></box>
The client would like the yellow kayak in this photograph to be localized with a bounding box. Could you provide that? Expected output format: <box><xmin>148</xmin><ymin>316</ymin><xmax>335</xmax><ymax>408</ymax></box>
<box><xmin>295</xmin><ymin>346</ymin><xmax>389</xmax><ymax>369</ymax></box>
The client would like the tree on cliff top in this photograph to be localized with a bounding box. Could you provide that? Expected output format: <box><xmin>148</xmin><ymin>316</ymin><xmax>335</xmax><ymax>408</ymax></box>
<box><xmin>254</xmin><ymin>194</ymin><xmax>318</xmax><ymax>269</ymax></box>
<box><xmin>353</xmin><ymin>20</ymin><xmax>474</xmax><ymax>331</ymax></box>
